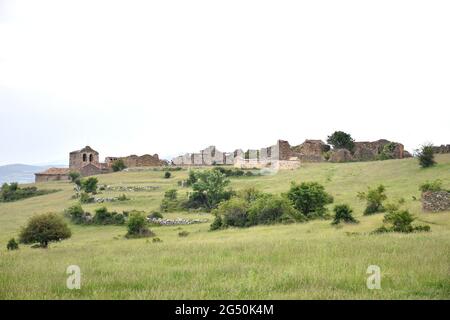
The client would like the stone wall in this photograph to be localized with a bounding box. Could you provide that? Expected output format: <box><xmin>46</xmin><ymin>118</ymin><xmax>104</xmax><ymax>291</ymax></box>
<box><xmin>107</xmin><ymin>154</ymin><xmax>165</xmax><ymax>167</ymax></box>
<box><xmin>329</xmin><ymin>149</ymin><xmax>353</xmax><ymax>163</ymax></box>
<box><xmin>291</xmin><ymin>139</ymin><xmax>329</xmax><ymax>162</ymax></box>
<box><xmin>422</xmin><ymin>191</ymin><xmax>450</xmax><ymax>212</ymax></box>
<box><xmin>432</xmin><ymin>144</ymin><xmax>450</xmax><ymax>154</ymax></box>
<box><xmin>234</xmin><ymin>157</ymin><xmax>300</xmax><ymax>170</ymax></box>
<box><xmin>353</xmin><ymin>140</ymin><xmax>405</xmax><ymax>161</ymax></box>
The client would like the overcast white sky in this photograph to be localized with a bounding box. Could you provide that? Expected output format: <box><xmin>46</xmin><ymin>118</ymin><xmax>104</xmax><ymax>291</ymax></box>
<box><xmin>0</xmin><ymin>0</ymin><xmax>449</xmax><ymax>165</ymax></box>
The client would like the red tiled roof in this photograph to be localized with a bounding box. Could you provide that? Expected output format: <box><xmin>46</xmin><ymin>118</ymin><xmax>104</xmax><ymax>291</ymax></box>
<box><xmin>36</xmin><ymin>168</ymin><xmax>71</xmax><ymax>175</ymax></box>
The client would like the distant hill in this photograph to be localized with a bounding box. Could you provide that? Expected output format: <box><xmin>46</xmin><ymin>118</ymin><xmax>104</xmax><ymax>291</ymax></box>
<box><xmin>0</xmin><ymin>164</ymin><xmax>67</xmax><ymax>185</ymax></box>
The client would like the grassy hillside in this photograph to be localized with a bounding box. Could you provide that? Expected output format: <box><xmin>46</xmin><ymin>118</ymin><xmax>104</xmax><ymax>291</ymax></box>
<box><xmin>0</xmin><ymin>155</ymin><xmax>449</xmax><ymax>299</ymax></box>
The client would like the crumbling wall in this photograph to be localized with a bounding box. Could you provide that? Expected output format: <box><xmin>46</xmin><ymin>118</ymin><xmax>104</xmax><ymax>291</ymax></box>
<box><xmin>432</xmin><ymin>144</ymin><xmax>450</xmax><ymax>154</ymax></box>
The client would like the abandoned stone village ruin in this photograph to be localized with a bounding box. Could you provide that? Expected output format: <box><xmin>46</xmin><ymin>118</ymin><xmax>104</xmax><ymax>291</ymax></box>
<box><xmin>35</xmin><ymin>140</ymin><xmax>450</xmax><ymax>183</ymax></box>
<box><xmin>35</xmin><ymin>146</ymin><xmax>165</xmax><ymax>182</ymax></box>
<box><xmin>172</xmin><ymin>138</ymin><xmax>413</xmax><ymax>169</ymax></box>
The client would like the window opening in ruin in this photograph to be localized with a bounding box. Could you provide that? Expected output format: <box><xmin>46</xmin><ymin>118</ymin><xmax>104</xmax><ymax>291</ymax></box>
<box><xmin>83</xmin><ymin>154</ymin><xmax>87</xmax><ymax>162</ymax></box>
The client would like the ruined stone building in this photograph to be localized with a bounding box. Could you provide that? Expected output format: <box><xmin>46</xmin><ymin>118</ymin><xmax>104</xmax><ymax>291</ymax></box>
<box><xmin>105</xmin><ymin>154</ymin><xmax>165</xmax><ymax>168</ymax></box>
<box><xmin>172</xmin><ymin>146</ymin><xmax>238</xmax><ymax>166</ymax></box>
<box><xmin>35</xmin><ymin>146</ymin><xmax>165</xmax><ymax>182</ymax></box>
<box><xmin>35</xmin><ymin>168</ymin><xmax>71</xmax><ymax>183</ymax></box>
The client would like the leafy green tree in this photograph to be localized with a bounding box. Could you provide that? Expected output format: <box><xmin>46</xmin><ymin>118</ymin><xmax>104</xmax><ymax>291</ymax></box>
<box><xmin>286</xmin><ymin>182</ymin><xmax>333</xmax><ymax>218</ymax></box>
<box><xmin>19</xmin><ymin>213</ymin><xmax>72</xmax><ymax>248</ymax></box>
<box><xmin>188</xmin><ymin>170</ymin><xmax>233</xmax><ymax>210</ymax></box>
<box><xmin>112</xmin><ymin>159</ymin><xmax>127</xmax><ymax>172</ymax></box>
<box><xmin>357</xmin><ymin>185</ymin><xmax>387</xmax><ymax>215</ymax></box>
<box><xmin>416</xmin><ymin>143</ymin><xmax>436</xmax><ymax>168</ymax></box>
<box><xmin>327</xmin><ymin>131</ymin><xmax>355</xmax><ymax>152</ymax></box>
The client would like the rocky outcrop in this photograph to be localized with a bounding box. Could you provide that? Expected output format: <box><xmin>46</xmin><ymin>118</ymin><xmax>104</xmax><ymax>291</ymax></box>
<box><xmin>329</xmin><ymin>149</ymin><xmax>353</xmax><ymax>163</ymax></box>
<box><xmin>422</xmin><ymin>191</ymin><xmax>450</xmax><ymax>212</ymax></box>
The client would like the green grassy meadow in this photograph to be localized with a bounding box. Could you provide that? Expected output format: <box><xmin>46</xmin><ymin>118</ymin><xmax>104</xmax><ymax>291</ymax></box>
<box><xmin>0</xmin><ymin>155</ymin><xmax>449</xmax><ymax>299</ymax></box>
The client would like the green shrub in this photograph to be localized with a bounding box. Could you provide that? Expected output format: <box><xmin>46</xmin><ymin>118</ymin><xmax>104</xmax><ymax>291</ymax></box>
<box><xmin>92</xmin><ymin>207</ymin><xmax>125</xmax><ymax>225</ymax></box>
<box><xmin>358</xmin><ymin>185</ymin><xmax>387</xmax><ymax>215</ymax></box>
<box><xmin>214</xmin><ymin>197</ymin><xmax>249</xmax><ymax>228</ymax></box>
<box><xmin>286</xmin><ymin>182</ymin><xmax>333</xmax><ymax>218</ymax></box>
<box><xmin>7</xmin><ymin>238</ymin><xmax>19</xmax><ymax>251</ymax></box>
<box><xmin>19</xmin><ymin>213</ymin><xmax>71</xmax><ymax>248</ymax></box>
<box><xmin>210</xmin><ymin>215</ymin><xmax>223</xmax><ymax>231</ymax></box>
<box><xmin>112</xmin><ymin>159</ymin><xmax>127</xmax><ymax>172</ymax></box>
<box><xmin>416</xmin><ymin>143</ymin><xmax>436</xmax><ymax>168</ymax></box>
<box><xmin>377</xmin><ymin>142</ymin><xmax>397</xmax><ymax>160</ymax></box>
<box><xmin>327</xmin><ymin>131</ymin><xmax>355</xmax><ymax>152</ymax></box>
<box><xmin>117</xmin><ymin>194</ymin><xmax>130</xmax><ymax>201</ymax></box>
<box><xmin>331</xmin><ymin>204</ymin><xmax>358</xmax><ymax>225</ymax></box>
<box><xmin>152</xmin><ymin>237</ymin><xmax>162</xmax><ymax>243</ymax></box>
<box><xmin>160</xmin><ymin>189</ymin><xmax>184</xmax><ymax>212</ymax></box>
<box><xmin>0</xmin><ymin>183</ymin><xmax>58</xmax><ymax>202</ymax></box>
<box><xmin>164</xmin><ymin>171</ymin><xmax>172</xmax><ymax>179</ymax></box>
<box><xmin>80</xmin><ymin>177</ymin><xmax>98</xmax><ymax>194</ymax></box>
<box><xmin>186</xmin><ymin>170</ymin><xmax>198</xmax><ymax>186</ymax></box>
<box><xmin>373</xmin><ymin>209</ymin><xmax>430</xmax><ymax>234</ymax></box>
<box><xmin>149</xmin><ymin>211</ymin><xmax>163</xmax><ymax>219</ymax></box>
<box><xmin>126</xmin><ymin>211</ymin><xmax>154</xmax><ymax>238</ymax></box>
<box><xmin>69</xmin><ymin>172</ymin><xmax>81</xmax><ymax>183</ymax></box>
<box><xmin>65</xmin><ymin>204</ymin><xmax>86</xmax><ymax>224</ymax></box>
<box><xmin>237</xmin><ymin>187</ymin><xmax>264</xmax><ymax>203</ymax></box>
<box><xmin>80</xmin><ymin>192</ymin><xmax>94</xmax><ymax>204</ymax></box>
<box><xmin>419</xmin><ymin>180</ymin><xmax>443</xmax><ymax>192</ymax></box>
<box><xmin>178</xmin><ymin>231</ymin><xmax>189</xmax><ymax>237</ymax></box>
<box><xmin>247</xmin><ymin>194</ymin><xmax>304</xmax><ymax>226</ymax></box>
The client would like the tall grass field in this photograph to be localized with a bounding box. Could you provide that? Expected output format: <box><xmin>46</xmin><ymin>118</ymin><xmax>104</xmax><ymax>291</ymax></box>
<box><xmin>1</xmin><ymin>155</ymin><xmax>449</xmax><ymax>299</ymax></box>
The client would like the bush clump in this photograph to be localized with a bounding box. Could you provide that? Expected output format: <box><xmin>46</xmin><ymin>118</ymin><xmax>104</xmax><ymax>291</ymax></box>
<box><xmin>331</xmin><ymin>204</ymin><xmax>358</xmax><ymax>225</ymax></box>
<box><xmin>117</xmin><ymin>194</ymin><xmax>130</xmax><ymax>201</ymax></box>
<box><xmin>19</xmin><ymin>213</ymin><xmax>72</xmax><ymax>248</ymax></box>
<box><xmin>211</xmin><ymin>192</ymin><xmax>304</xmax><ymax>230</ymax></box>
<box><xmin>0</xmin><ymin>183</ymin><xmax>58</xmax><ymax>203</ymax></box>
<box><xmin>92</xmin><ymin>207</ymin><xmax>126</xmax><ymax>225</ymax></box>
<box><xmin>65</xmin><ymin>204</ymin><xmax>90</xmax><ymax>224</ymax></box>
<box><xmin>112</xmin><ymin>159</ymin><xmax>127</xmax><ymax>172</ymax></box>
<box><xmin>419</xmin><ymin>180</ymin><xmax>443</xmax><ymax>193</ymax></box>
<box><xmin>247</xmin><ymin>194</ymin><xmax>305</xmax><ymax>226</ymax></box>
<box><xmin>149</xmin><ymin>211</ymin><xmax>163</xmax><ymax>219</ymax></box>
<box><xmin>377</xmin><ymin>142</ymin><xmax>397</xmax><ymax>160</ymax></box>
<box><xmin>164</xmin><ymin>171</ymin><xmax>172</xmax><ymax>179</ymax></box>
<box><xmin>160</xmin><ymin>189</ymin><xmax>186</xmax><ymax>212</ymax></box>
<box><xmin>286</xmin><ymin>182</ymin><xmax>333</xmax><ymax>218</ymax></box>
<box><xmin>373</xmin><ymin>209</ymin><xmax>430</xmax><ymax>234</ymax></box>
<box><xmin>80</xmin><ymin>177</ymin><xmax>98</xmax><ymax>194</ymax></box>
<box><xmin>7</xmin><ymin>238</ymin><xmax>19</xmax><ymax>251</ymax></box>
<box><xmin>126</xmin><ymin>211</ymin><xmax>154</xmax><ymax>239</ymax></box>
<box><xmin>416</xmin><ymin>143</ymin><xmax>436</xmax><ymax>168</ymax></box>
<box><xmin>178</xmin><ymin>231</ymin><xmax>189</xmax><ymax>237</ymax></box>
<box><xmin>358</xmin><ymin>185</ymin><xmax>387</xmax><ymax>215</ymax></box>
